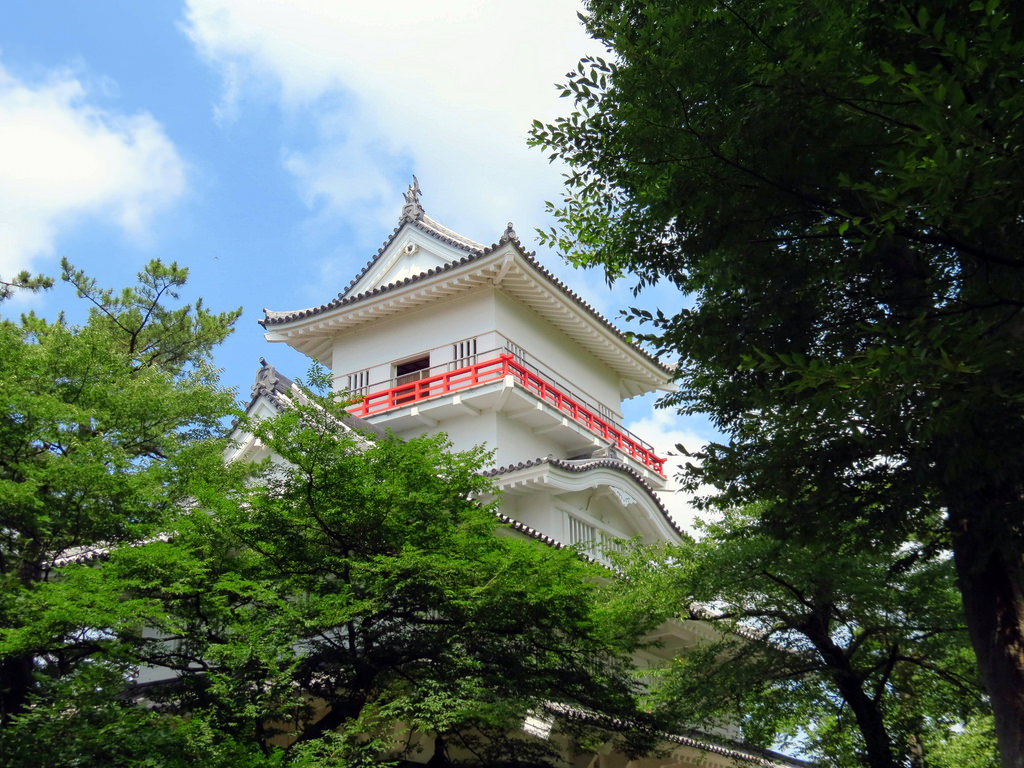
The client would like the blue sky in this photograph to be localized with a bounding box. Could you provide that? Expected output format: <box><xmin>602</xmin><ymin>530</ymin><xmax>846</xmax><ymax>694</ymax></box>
<box><xmin>0</xmin><ymin>1</ymin><xmax>714</xmax><ymax>525</ymax></box>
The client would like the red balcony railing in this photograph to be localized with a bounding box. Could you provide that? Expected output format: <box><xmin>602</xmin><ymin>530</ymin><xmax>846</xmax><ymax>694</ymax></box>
<box><xmin>347</xmin><ymin>354</ymin><xmax>667</xmax><ymax>477</ymax></box>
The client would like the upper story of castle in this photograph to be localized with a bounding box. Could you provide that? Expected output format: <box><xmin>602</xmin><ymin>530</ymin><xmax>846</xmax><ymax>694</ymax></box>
<box><xmin>260</xmin><ymin>179</ymin><xmax>674</xmax><ymax>487</ymax></box>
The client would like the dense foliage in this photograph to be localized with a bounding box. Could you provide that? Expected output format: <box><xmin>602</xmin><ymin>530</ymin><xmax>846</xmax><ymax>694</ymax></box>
<box><xmin>0</xmin><ymin>260</ymin><xmax>239</xmax><ymax>738</ymax></box>
<box><xmin>532</xmin><ymin>1</ymin><xmax>1024</xmax><ymax>765</ymax></box>
<box><xmin>0</xmin><ymin>292</ymin><xmax>658</xmax><ymax>768</ymax></box>
<box><xmin>611</xmin><ymin>507</ymin><xmax>985</xmax><ymax>768</ymax></box>
<box><xmin>927</xmin><ymin>715</ymin><xmax>1000</xmax><ymax>768</ymax></box>
<box><xmin>106</xmin><ymin>370</ymin><xmax>657</xmax><ymax>767</ymax></box>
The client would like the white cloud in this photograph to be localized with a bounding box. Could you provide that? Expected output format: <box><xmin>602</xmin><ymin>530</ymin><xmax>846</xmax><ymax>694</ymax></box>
<box><xmin>182</xmin><ymin>1</ymin><xmax>722</xmax><ymax>530</ymax></box>
<box><xmin>182</xmin><ymin>0</ymin><xmax>597</xmax><ymax>240</ymax></box>
<box><xmin>280</xmin><ymin>118</ymin><xmax>407</xmax><ymax>238</ymax></box>
<box><xmin>0</xmin><ymin>63</ymin><xmax>187</xmax><ymax>277</ymax></box>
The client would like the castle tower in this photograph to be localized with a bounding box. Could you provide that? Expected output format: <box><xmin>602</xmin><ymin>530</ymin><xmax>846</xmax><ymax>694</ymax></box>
<box><xmin>241</xmin><ymin>182</ymin><xmax>808</xmax><ymax>768</ymax></box>
<box><xmin>259</xmin><ymin>180</ymin><xmax>684</xmax><ymax>558</ymax></box>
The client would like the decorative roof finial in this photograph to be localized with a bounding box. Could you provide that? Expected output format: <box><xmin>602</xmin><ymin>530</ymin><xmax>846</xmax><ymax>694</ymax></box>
<box><xmin>253</xmin><ymin>357</ymin><xmax>284</xmax><ymax>397</ymax></box>
<box><xmin>399</xmin><ymin>175</ymin><xmax>424</xmax><ymax>224</ymax></box>
<box><xmin>500</xmin><ymin>221</ymin><xmax>518</xmax><ymax>244</ymax></box>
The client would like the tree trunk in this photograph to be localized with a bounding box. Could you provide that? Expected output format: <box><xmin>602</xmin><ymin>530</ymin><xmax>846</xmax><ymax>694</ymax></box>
<box><xmin>288</xmin><ymin>694</ymin><xmax>366</xmax><ymax>748</ymax></box>
<box><xmin>832</xmin><ymin>675</ymin><xmax>900</xmax><ymax>768</ymax></box>
<box><xmin>806</xmin><ymin>618</ymin><xmax>900</xmax><ymax>768</ymax></box>
<box><xmin>0</xmin><ymin>654</ymin><xmax>34</xmax><ymax>726</ymax></box>
<box><xmin>950</xmin><ymin>500</ymin><xmax>1024</xmax><ymax>768</ymax></box>
<box><xmin>426</xmin><ymin>734</ymin><xmax>450</xmax><ymax>767</ymax></box>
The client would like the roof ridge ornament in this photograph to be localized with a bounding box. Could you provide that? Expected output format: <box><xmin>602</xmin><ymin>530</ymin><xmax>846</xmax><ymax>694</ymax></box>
<box><xmin>253</xmin><ymin>357</ymin><xmax>291</xmax><ymax>398</ymax></box>
<box><xmin>499</xmin><ymin>221</ymin><xmax>518</xmax><ymax>244</ymax></box>
<box><xmin>399</xmin><ymin>175</ymin><xmax>425</xmax><ymax>224</ymax></box>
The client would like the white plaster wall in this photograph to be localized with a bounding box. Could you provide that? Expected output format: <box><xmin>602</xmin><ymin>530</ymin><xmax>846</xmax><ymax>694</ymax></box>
<box><xmin>494</xmin><ymin>291</ymin><xmax>623</xmax><ymax>418</ymax></box>
<box><xmin>380</xmin><ymin>408</ymin><xmax>570</xmax><ymax>474</ymax></box>
<box><xmin>330</xmin><ymin>287</ymin><xmax>628</xmax><ymax>424</ymax></box>
<box><xmin>497</xmin><ymin>493</ymin><xmax>560</xmax><ymax>540</ymax></box>
<box><xmin>386</xmin><ymin>411</ymin><xmax>500</xmax><ymax>460</ymax></box>
<box><xmin>493</xmin><ymin>411</ymin><xmax>587</xmax><ymax>465</ymax></box>
<box><xmin>330</xmin><ymin>289</ymin><xmax>497</xmax><ymax>389</ymax></box>
<box><xmin>498</xmin><ymin>469</ymin><xmax>681</xmax><ymax>550</ymax></box>
<box><xmin>327</xmin><ymin>285</ymin><xmax>644</xmax><ymax>477</ymax></box>
<box><xmin>499</xmin><ymin>487</ymin><xmax>652</xmax><ymax>549</ymax></box>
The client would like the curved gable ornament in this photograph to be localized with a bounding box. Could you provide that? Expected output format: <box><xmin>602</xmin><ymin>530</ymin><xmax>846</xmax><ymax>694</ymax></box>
<box><xmin>485</xmin><ymin>458</ymin><xmax>684</xmax><ymax>544</ymax></box>
<box><xmin>609</xmin><ymin>485</ymin><xmax>637</xmax><ymax>507</ymax></box>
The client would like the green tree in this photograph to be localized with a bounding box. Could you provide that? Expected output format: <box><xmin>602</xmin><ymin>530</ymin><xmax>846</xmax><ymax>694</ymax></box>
<box><xmin>0</xmin><ymin>271</ymin><xmax>53</xmax><ymax>302</ymax></box>
<box><xmin>0</xmin><ymin>661</ymin><xmax>271</xmax><ymax>768</ymax></box>
<box><xmin>611</xmin><ymin>507</ymin><xmax>987</xmax><ymax>768</ymax></box>
<box><xmin>110</xmin><ymin>369</ymin><xmax>658</xmax><ymax>767</ymax></box>
<box><xmin>926</xmin><ymin>714</ymin><xmax>1000</xmax><ymax>768</ymax></box>
<box><xmin>531</xmin><ymin>1</ymin><xmax>1024</xmax><ymax>765</ymax></box>
<box><xmin>0</xmin><ymin>260</ymin><xmax>239</xmax><ymax>749</ymax></box>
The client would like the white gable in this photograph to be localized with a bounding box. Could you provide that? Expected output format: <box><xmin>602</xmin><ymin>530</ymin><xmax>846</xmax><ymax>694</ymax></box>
<box><xmin>345</xmin><ymin>226</ymin><xmax>473</xmax><ymax>297</ymax></box>
<box><xmin>340</xmin><ymin>178</ymin><xmax>486</xmax><ymax>298</ymax></box>
<box><xmin>262</xmin><ymin>180</ymin><xmax>672</xmax><ymax>398</ymax></box>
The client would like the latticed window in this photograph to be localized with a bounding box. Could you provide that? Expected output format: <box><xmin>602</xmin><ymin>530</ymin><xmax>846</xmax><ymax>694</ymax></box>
<box><xmin>567</xmin><ymin>515</ymin><xmax>598</xmax><ymax>556</ymax></box>
<box><xmin>505</xmin><ymin>340</ymin><xmax>525</xmax><ymax>363</ymax></box>
<box><xmin>347</xmin><ymin>369</ymin><xmax>370</xmax><ymax>395</ymax></box>
<box><xmin>566</xmin><ymin>514</ymin><xmax>625</xmax><ymax>567</ymax></box>
<box><xmin>452</xmin><ymin>338</ymin><xmax>477</xmax><ymax>369</ymax></box>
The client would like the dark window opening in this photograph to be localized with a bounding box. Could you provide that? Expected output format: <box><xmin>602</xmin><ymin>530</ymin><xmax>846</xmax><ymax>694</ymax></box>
<box><xmin>395</xmin><ymin>355</ymin><xmax>430</xmax><ymax>403</ymax></box>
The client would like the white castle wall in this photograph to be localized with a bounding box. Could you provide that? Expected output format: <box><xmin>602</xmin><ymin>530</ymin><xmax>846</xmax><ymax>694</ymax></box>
<box><xmin>329</xmin><ymin>287</ymin><xmax>627</xmax><ymax>421</ymax></box>
<box><xmin>493</xmin><ymin>290</ymin><xmax>623</xmax><ymax>418</ymax></box>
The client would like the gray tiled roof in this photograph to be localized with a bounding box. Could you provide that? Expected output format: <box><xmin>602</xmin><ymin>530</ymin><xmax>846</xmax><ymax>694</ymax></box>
<box><xmin>485</xmin><ymin>456</ymin><xmax>685</xmax><ymax>537</ymax></box>
<box><xmin>261</xmin><ymin>249</ymin><xmax>479</xmax><ymax>325</ymax></box>
<box><xmin>662</xmin><ymin>729</ymin><xmax>814</xmax><ymax>768</ymax></box>
<box><xmin>556</xmin><ymin>704</ymin><xmax>812</xmax><ymax>768</ymax></box>
<box><xmin>495</xmin><ymin>511</ymin><xmax>565</xmax><ymax>549</ymax></box>
<box><xmin>244</xmin><ymin>359</ymin><xmax>388</xmax><ymax>439</ymax></box>
<box><xmin>261</xmin><ymin>230</ymin><xmax>671</xmax><ymax>375</ymax></box>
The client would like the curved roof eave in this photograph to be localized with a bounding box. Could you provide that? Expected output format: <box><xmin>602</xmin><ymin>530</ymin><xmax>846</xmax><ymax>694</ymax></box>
<box><xmin>262</xmin><ymin>238</ymin><xmax>673</xmax><ymax>385</ymax></box>
<box><xmin>484</xmin><ymin>456</ymin><xmax>687</xmax><ymax>541</ymax></box>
